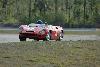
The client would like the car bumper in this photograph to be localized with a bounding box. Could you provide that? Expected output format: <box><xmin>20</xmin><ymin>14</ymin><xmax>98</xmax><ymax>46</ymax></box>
<box><xmin>19</xmin><ymin>33</ymin><xmax>47</xmax><ymax>39</ymax></box>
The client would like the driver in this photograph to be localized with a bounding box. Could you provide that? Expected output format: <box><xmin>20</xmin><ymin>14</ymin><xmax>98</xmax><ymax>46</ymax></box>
<box><xmin>37</xmin><ymin>20</ymin><xmax>42</xmax><ymax>24</ymax></box>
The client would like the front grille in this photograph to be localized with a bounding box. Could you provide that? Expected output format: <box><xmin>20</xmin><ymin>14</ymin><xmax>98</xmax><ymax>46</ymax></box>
<box><xmin>26</xmin><ymin>31</ymin><xmax>34</xmax><ymax>32</ymax></box>
<box><xmin>23</xmin><ymin>33</ymin><xmax>36</xmax><ymax>36</ymax></box>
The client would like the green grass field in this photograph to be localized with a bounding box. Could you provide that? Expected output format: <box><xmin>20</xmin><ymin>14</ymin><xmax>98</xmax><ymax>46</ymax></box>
<box><xmin>0</xmin><ymin>30</ymin><xmax>19</xmax><ymax>34</ymax></box>
<box><xmin>64</xmin><ymin>31</ymin><xmax>100</xmax><ymax>36</ymax></box>
<box><xmin>0</xmin><ymin>41</ymin><xmax>100</xmax><ymax>67</ymax></box>
<box><xmin>0</xmin><ymin>30</ymin><xmax>100</xmax><ymax>36</ymax></box>
<box><xmin>0</xmin><ymin>30</ymin><xmax>100</xmax><ymax>67</ymax></box>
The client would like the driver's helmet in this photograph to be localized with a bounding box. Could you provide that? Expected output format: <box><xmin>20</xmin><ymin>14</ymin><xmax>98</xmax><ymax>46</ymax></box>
<box><xmin>37</xmin><ymin>20</ymin><xmax>42</xmax><ymax>24</ymax></box>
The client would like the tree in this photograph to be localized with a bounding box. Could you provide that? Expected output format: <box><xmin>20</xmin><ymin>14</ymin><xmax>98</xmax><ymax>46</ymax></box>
<box><xmin>55</xmin><ymin>0</ymin><xmax>57</xmax><ymax>12</ymax></box>
<box><xmin>55</xmin><ymin>0</ymin><xmax>58</xmax><ymax>24</ymax></box>
<box><xmin>69</xmin><ymin>0</ymin><xmax>71</xmax><ymax>19</ymax></box>
<box><xmin>84</xmin><ymin>0</ymin><xmax>86</xmax><ymax>26</ymax></box>
<box><xmin>34</xmin><ymin>0</ymin><xmax>48</xmax><ymax>13</ymax></box>
<box><xmin>29</xmin><ymin>0</ymin><xmax>31</xmax><ymax>21</ymax></box>
<box><xmin>2</xmin><ymin>0</ymin><xmax>8</xmax><ymax>8</ymax></box>
<box><xmin>0</xmin><ymin>0</ymin><xmax>100</xmax><ymax>28</ymax></box>
<box><xmin>65</xmin><ymin>0</ymin><xmax>68</xmax><ymax>14</ymax></box>
<box><xmin>73</xmin><ymin>0</ymin><xmax>84</xmax><ymax>27</ymax></box>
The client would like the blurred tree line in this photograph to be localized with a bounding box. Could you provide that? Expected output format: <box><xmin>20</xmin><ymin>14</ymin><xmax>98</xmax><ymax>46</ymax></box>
<box><xmin>0</xmin><ymin>0</ymin><xmax>100</xmax><ymax>28</ymax></box>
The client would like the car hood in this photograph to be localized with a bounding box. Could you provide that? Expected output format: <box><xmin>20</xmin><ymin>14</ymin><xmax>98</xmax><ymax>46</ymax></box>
<box><xmin>23</xmin><ymin>27</ymin><xmax>45</xmax><ymax>33</ymax></box>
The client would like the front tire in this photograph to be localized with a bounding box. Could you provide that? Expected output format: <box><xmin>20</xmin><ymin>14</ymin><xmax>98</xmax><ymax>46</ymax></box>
<box><xmin>19</xmin><ymin>35</ymin><xmax>26</xmax><ymax>41</ymax></box>
<box><xmin>44</xmin><ymin>31</ymin><xmax>51</xmax><ymax>41</ymax></box>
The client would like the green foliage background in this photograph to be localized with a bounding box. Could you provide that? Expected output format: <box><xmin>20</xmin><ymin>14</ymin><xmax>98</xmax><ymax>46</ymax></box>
<box><xmin>0</xmin><ymin>0</ymin><xmax>100</xmax><ymax>28</ymax></box>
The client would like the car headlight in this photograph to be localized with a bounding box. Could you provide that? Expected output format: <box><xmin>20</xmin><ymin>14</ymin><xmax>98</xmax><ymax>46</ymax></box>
<box><xmin>40</xmin><ymin>30</ymin><xmax>45</xmax><ymax>34</ymax></box>
<box><xmin>19</xmin><ymin>28</ymin><xmax>23</xmax><ymax>32</ymax></box>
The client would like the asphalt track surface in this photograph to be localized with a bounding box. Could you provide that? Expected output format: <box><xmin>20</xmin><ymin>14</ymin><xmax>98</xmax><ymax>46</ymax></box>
<box><xmin>0</xmin><ymin>34</ymin><xmax>100</xmax><ymax>43</ymax></box>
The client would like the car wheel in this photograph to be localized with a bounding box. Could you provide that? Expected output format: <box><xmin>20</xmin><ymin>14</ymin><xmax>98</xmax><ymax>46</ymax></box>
<box><xmin>45</xmin><ymin>31</ymin><xmax>51</xmax><ymax>41</ymax></box>
<box><xmin>19</xmin><ymin>35</ymin><xmax>26</xmax><ymax>41</ymax></box>
<box><xmin>58</xmin><ymin>32</ymin><xmax>63</xmax><ymax>41</ymax></box>
<box><xmin>20</xmin><ymin>38</ymin><xmax>26</xmax><ymax>41</ymax></box>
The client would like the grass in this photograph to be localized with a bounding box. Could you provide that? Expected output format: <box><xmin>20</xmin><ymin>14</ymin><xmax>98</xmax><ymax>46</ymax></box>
<box><xmin>64</xmin><ymin>31</ymin><xmax>100</xmax><ymax>36</ymax></box>
<box><xmin>0</xmin><ymin>30</ymin><xmax>19</xmax><ymax>34</ymax></box>
<box><xmin>0</xmin><ymin>41</ymin><xmax>100</xmax><ymax>67</ymax></box>
<box><xmin>0</xmin><ymin>30</ymin><xmax>100</xmax><ymax>36</ymax></box>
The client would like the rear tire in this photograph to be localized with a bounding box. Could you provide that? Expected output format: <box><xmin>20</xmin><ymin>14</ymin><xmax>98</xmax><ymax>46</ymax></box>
<box><xmin>58</xmin><ymin>32</ymin><xmax>63</xmax><ymax>41</ymax></box>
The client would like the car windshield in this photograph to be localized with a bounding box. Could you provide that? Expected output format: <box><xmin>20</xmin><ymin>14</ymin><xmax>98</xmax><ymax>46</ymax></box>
<box><xmin>29</xmin><ymin>23</ymin><xmax>50</xmax><ymax>27</ymax></box>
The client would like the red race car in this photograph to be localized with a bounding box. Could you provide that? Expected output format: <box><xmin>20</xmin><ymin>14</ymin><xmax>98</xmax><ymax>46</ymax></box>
<box><xmin>19</xmin><ymin>23</ymin><xmax>64</xmax><ymax>41</ymax></box>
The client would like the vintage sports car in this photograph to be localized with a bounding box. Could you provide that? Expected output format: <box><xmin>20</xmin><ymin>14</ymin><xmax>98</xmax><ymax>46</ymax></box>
<box><xmin>19</xmin><ymin>23</ymin><xmax>64</xmax><ymax>41</ymax></box>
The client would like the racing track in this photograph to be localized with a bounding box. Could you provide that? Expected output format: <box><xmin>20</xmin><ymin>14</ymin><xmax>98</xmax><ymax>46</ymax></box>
<box><xmin>0</xmin><ymin>34</ymin><xmax>100</xmax><ymax>43</ymax></box>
